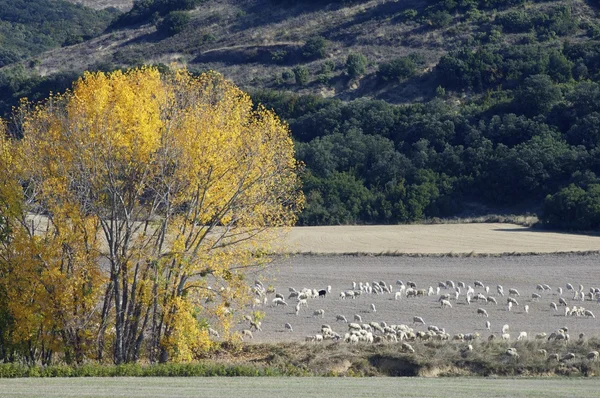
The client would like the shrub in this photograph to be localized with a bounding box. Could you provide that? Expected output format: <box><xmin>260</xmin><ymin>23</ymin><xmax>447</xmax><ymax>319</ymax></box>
<box><xmin>378</xmin><ymin>57</ymin><xmax>416</xmax><ymax>82</ymax></box>
<box><xmin>346</xmin><ymin>53</ymin><xmax>368</xmax><ymax>78</ymax></box>
<box><xmin>302</xmin><ymin>37</ymin><xmax>328</xmax><ymax>60</ymax></box>
<box><xmin>157</xmin><ymin>11</ymin><xmax>191</xmax><ymax>36</ymax></box>
<box><xmin>293</xmin><ymin>66</ymin><xmax>310</xmax><ymax>85</ymax></box>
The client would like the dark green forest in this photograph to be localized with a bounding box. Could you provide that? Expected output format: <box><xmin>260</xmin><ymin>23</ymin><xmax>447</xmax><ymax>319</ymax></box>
<box><xmin>0</xmin><ymin>0</ymin><xmax>119</xmax><ymax>67</ymax></box>
<box><xmin>2</xmin><ymin>0</ymin><xmax>600</xmax><ymax>230</ymax></box>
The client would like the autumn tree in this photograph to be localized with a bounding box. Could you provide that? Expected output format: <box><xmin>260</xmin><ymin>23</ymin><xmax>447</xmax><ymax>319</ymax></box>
<box><xmin>2</xmin><ymin>67</ymin><xmax>303</xmax><ymax>364</ymax></box>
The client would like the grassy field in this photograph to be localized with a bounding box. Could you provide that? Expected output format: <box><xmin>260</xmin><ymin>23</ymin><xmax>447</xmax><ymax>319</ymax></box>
<box><xmin>1</xmin><ymin>377</ymin><xmax>599</xmax><ymax>397</ymax></box>
<box><xmin>278</xmin><ymin>223</ymin><xmax>600</xmax><ymax>255</ymax></box>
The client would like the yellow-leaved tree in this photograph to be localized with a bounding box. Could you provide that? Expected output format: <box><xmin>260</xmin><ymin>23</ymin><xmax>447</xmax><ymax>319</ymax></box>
<box><xmin>1</xmin><ymin>67</ymin><xmax>303</xmax><ymax>364</ymax></box>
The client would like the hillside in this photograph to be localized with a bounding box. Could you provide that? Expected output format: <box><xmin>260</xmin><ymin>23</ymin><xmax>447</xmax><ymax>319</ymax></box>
<box><xmin>2</xmin><ymin>0</ymin><xmax>600</xmax><ymax>229</ymax></box>
<box><xmin>64</xmin><ymin>0</ymin><xmax>133</xmax><ymax>11</ymax></box>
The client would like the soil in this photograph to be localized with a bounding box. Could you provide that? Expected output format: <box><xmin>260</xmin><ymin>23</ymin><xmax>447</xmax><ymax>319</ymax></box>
<box><xmin>243</xmin><ymin>254</ymin><xmax>600</xmax><ymax>343</ymax></box>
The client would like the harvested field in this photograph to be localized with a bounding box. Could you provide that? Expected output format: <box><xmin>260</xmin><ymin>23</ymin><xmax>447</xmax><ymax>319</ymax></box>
<box><xmin>2</xmin><ymin>377</ymin><xmax>600</xmax><ymax>397</ymax></box>
<box><xmin>277</xmin><ymin>224</ymin><xmax>600</xmax><ymax>255</ymax></box>
<box><xmin>245</xmin><ymin>254</ymin><xmax>600</xmax><ymax>343</ymax></box>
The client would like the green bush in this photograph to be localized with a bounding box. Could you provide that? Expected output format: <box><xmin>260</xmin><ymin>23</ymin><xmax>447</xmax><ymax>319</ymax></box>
<box><xmin>378</xmin><ymin>56</ymin><xmax>416</xmax><ymax>82</ymax></box>
<box><xmin>293</xmin><ymin>66</ymin><xmax>310</xmax><ymax>85</ymax></box>
<box><xmin>156</xmin><ymin>11</ymin><xmax>190</xmax><ymax>36</ymax></box>
<box><xmin>346</xmin><ymin>53</ymin><xmax>368</xmax><ymax>78</ymax></box>
<box><xmin>302</xmin><ymin>36</ymin><xmax>328</xmax><ymax>60</ymax></box>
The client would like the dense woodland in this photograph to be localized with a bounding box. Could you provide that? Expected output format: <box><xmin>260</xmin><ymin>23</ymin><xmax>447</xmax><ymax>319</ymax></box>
<box><xmin>1</xmin><ymin>0</ymin><xmax>600</xmax><ymax>230</ymax></box>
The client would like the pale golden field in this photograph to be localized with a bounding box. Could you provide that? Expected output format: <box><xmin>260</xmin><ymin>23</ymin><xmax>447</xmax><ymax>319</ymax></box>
<box><xmin>278</xmin><ymin>223</ymin><xmax>600</xmax><ymax>255</ymax></box>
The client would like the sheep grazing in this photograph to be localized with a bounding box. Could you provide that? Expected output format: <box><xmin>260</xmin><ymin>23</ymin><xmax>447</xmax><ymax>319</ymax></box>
<box><xmin>370</xmin><ymin>303</ymin><xmax>377</xmax><ymax>313</ymax></box>
<box><xmin>438</xmin><ymin>293</ymin><xmax>451</xmax><ymax>302</ymax></box>
<box><xmin>517</xmin><ymin>331</ymin><xmax>528</xmax><ymax>341</ymax></box>
<box><xmin>497</xmin><ymin>285</ymin><xmax>504</xmax><ymax>296</ymax></box>
<box><xmin>502</xmin><ymin>324</ymin><xmax>510</xmax><ymax>334</ymax></box>
<box><xmin>458</xmin><ymin>281</ymin><xmax>466</xmax><ymax>288</ymax></box>
<box><xmin>401</xmin><ymin>342</ymin><xmax>415</xmax><ymax>353</ymax></box>
<box><xmin>242</xmin><ymin>329</ymin><xmax>254</xmax><ymax>339</ymax></box>
<box><xmin>502</xmin><ymin>333</ymin><xmax>511</xmax><ymax>340</ymax></box>
<box><xmin>250</xmin><ymin>321</ymin><xmax>262</xmax><ymax>331</ymax></box>
<box><xmin>407</xmin><ymin>281</ymin><xmax>417</xmax><ymax>288</ymax></box>
<box><xmin>288</xmin><ymin>291</ymin><xmax>299</xmax><ymax>300</ymax></box>
<box><xmin>559</xmin><ymin>297</ymin><xmax>568</xmax><ymax>306</ymax></box>
<box><xmin>543</xmin><ymin>284</ymin><xmax>551</xmax><ymax>291</ymax></box>
<box><xmin>354</xmin><ymin>314</ymin><xmax>362</xmax><ymax>322</ymax></box>
<box><xmin>536</xmin><ymin>284</ymin><xmax>544</xmax><ymax>292</ymax></box>
<box><xmin>441</xmin><ymin>299</ymin><xmax>453</xmax><ymax>309</ymax></box>
<box><xmin>505</xmin><ymin>348</ymin><xmax>519</xmax><ymax>358</ymax></box>
<box><xmin>507</xmin><ymin>297</ymin><xmax>519</xmax><ymax>306</ymax></box>
<box><xmin>587</xmin><ymin>351</ymin><xmax>600</xmax><ymax>361</ymax></box>
<box><xmin>439</xmin><ymin>281</ymin><xmax>447</xmax><ymax>289</ymax></box>
<box><xmin>413</xmin><ymin>316</ymin><xmax>425</xmax><ymax>325</ymax></box>
<box><xmin>314</xmin><ymin>309</ymin><xmax>325</xmax><ymax>318</ymax></box>
<box><xmin>477</xmin><ymin>308</ymin><xmax>489</xmax><ymax>317</ymax></box>
<box><xmin>396</xmin><ymin>280</ymin><xmax>404</xmax><ymax>286</ymax></box>
<box><xmin>336</xmin><ymin>314</ymin><xmax>348</xmax><ymax>322</ymax></box>
<box><xmin>531</xmin><ymin>293</ymin><xmax>541</xmax><ymax>301</ymax></box>
<box><xmin>557</xmin><ymin>287</ymin><xmax>563</xmax><ymax>296</ymax></box>
<box><xmin>294</xmin><ymin>303</ymin><xmax>300</xmax><ymax>316</ymax></box>
<box><xmin>535</xmin><ymin>332</ymin><xmax>547</xmax><ymax>339</ymax></box>
<box><xmin>524</xmin><ymin>305</ymin><xmax>529</xmax><ymax>314</ymax></box>
<box><xmin>487</xmin><ymin>296</ymin><xmax>498</xmax><ymax>305</ymax></box>
<box><xmin>508</xmin><ymin>288</ymin><xmax>520</xmax><ymax>297</ymax></box>
<box><xmin>474</xmin><ymin>280</ymin><xmax>484</xmax><ymax>288</ymax></box>
<box><xmin>566</xmin><ymin>283</ymin><xmax>574</xmax><ymax>291</ymax></box>
<box><xmin>584</xmin><ymin>309</ymin><xmax>596</xmax><ymax>318</ymax></box>
<box><xmin>446</xmin><ymin>280</ymin><xmax>456</xmax><ymax>289</ymax></box>
<box><xmin>272</xmin><ymin>297</ymin><xmax>288</xmax><ymax>306</ymax></box>
<box><xmin>394</xmin><ymin>291</ymin><xmax>403</xmax><ymax>300</ymax></box>
<box><xmin>275</xmin><ymin>292</ymin><xmax>284</xmax><ymax>300</ymax></box>
<box><xmin>561</xmin><ymin>353</ymin><xmax>576</xmax><ymax>362</ymax></box>
<box><xmin>208</xmin><ymin>328</ymin><xmax>220</xmax><ymax>338</ymax></box>
<box><xmin>564</xmin><ymin>306</ymin><xmax>570</xmax><ymax>317</ymax></box>
<box><xmin>284</xmin><ymin>323</ymin><xmax>293</xmax><ymax>332</ymax></box>
<box><xmin>348</xmin><ymin>323</ymin><xmax>361</xmax><ymax>331</ymax></box>
<box><xmin>550</xmin><ymin>302</ymin><xmax>558</xmax><ymax>311</ymax></box>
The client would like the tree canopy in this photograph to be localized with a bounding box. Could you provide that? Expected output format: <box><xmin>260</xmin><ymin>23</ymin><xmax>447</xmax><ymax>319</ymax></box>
<box><xmin>0</xmin><ymin>67</ymin><xmax>303</xmax><ymax>364</ymax></box>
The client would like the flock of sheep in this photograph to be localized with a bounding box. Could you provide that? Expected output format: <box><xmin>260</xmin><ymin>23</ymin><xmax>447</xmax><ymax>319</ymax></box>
<box><xmin>236</xmin><ymin>277</ymin><xmax>600</xmax><ymax>361</ymax></box>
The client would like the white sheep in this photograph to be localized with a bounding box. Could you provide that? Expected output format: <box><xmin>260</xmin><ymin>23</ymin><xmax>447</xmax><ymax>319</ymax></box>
<box><xmin>507</xmin><ymin>302</ymin><xmax>513</xmax><ymax>312</ymax></box>
<box><xmin>497</xmin><ymin>285</ymin><xmax>504</xmax><ymax>296</ymax></box>
<box><xmin>284</xmin><ymin>322</ymin><xmax>293</xmax><ymax>332</ymax></box>
<box><xmin>336</xmin><ymin>314</ymin><xmax>348</xmax><ymax>322</ymax></box>
<box><xmin>531</xmin><ymin>293</ymin><xmax>541</xmax><ymax>301</ymax></box>
<box><xmin>487</xmin><ymin>296</ymin><xmax>498</xmax><ymax>305</ymax></box>
<box><xmin>242</xmin><ymin>329</ymin><xmax>254</xmax><ymax>339</ymax></box>
<box><xmin>559</xmin><ymin>297</ymin><xmax>568</xmax><ymax>306</ymax></box>
<box><xmin>272</xmin><ymin>297</ymin><xmax>288</xmax><ymax>306</ymax></box>
<box><xmin>298</xmin><ymin>298</ymin><xmax>308</xmax><ymax>308</ymax></box>
<box><xmin>535</xmin><ymin>332</ymin><xmax>547</xmax><ymax>339</ymax></box>
<box><xmin>208</xmin><ymin>328</ymin><xmax>220</xmax><ymax>338</ymax></box>
<box><xmin>477</xmin><ymin>308</ymin><xmax>489</xmax><ymax>317</ymax></box>
<box><xmin>502</xmin><ymin>324</ymin><xmax>509</xmax><ymax>334</ymax></box>
<box><xmin>517</xmin><ymin>331</ymin><xmax>527</xmax><ymax>341</ymax></box>
<box><xmin>394</xmin><ymin>291</ymin><xmax>403</xmax><ymax>300</ymax></box>
<box><xmin>566</xmin><ymin>283</ymin><xmax>574</xmax><ymax>291</ymax></box>
<box><xmin>486</xmin><ymin>321</ymin><xmax>491</xmax><ymax>330</ymax></box>
<box><xmin>413</xmin><ymin>316</ymin><xmax>425</xmax><ymax>325</ymax></box>
<box><xmin>465</xmin><ymin>295</ymin><xmax>472</xmax><ymax>305</ymax></box>
<box><xmin>370</xmin><ymin>303</ymin><xmax>377</xmax><ymax>313</ymax></box>
<box><xmin>441</xmin><ymin>299</ymin><xmax>453</xmax><ymax>308</ymax></box>
<box><xmin>474</xmin><ymin>280</ymin><xmax>484</xmax><ymax>288</ymax></box>
<box><xmin>557</xmin><ymin>287</ymin><xmax>563</xmax><ymax>296</ymax></box>
<box><xmin>354</xmin><ymin>314</ymin><xmax>362</xmax><ymax>322</ymax></box>
<box><xmin>550</xmin><ymin>302</ymin><xmax>558</xmax><ymax>311</ymax></box>
<box><xmin>502</xmin><ymin>333</ymin><xmax>510</xmax><ymax>340</ymax></box>
<box><xmin>584</xmin><ymin>309</ymin><xmax>596</xmax><ymax>318</ymax></box>
<box><xmin>508</xmin><ymin>288</ymin><xmax>520</xmax><ymax>296</ymax></box>
<box><xmin>314</xmin><ymin>309</ymin><xmax>325</xmax><ymax>318</ymax></box>
<box><xmin>565</xmin><ymin>306</ymin><xmax>571</xmax><ymax>316</ymax></box>
<box><xmin>507</xmin><ymin>297</ymin><xmax>519</xmax><ymax>305</ymax></box>
<box><xmin>587</xmin><ymin>351</ymin><xmax>599</xmax><ymax>361</ymax></box>
<box><xmin>524</xmin><ymin>305</ymin><xmax>529</xmax><ymax>314</ymax></box>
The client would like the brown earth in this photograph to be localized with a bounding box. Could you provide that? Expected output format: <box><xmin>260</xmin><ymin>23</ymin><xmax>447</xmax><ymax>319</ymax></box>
<box><xmin>277</xmin><ymin>223</ymin><xmax>600</xmax><ymax>255</ymax></box>
<box><xmin>242</xmin><ymin>254</ymin><xmax>600</xmax><ymax>344</ymax></box>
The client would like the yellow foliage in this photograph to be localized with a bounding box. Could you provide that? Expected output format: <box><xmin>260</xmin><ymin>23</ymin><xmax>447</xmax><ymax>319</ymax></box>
<box><xmin>2</xmin><ymin>66</ymin><xmax>303</xmax><ymax>364</ymax></box>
